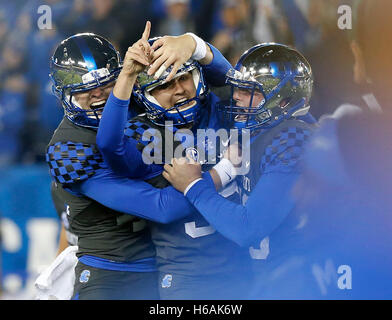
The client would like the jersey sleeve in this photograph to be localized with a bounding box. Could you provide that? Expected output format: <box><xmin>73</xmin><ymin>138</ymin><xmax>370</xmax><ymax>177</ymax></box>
<box><xmin>46</xmin><ymin>139</ymin><xmax>193</xmax><ymax>224</ymax></box>
<box><xmin>202</xmin><ymin>43</ymin><xmax>233</xmax><ymax>87</ymax></box>
<box><xmin>259</xmin><ymin>125</ymin><xmax>312</xmax><ymax>174</ymax></box>
<box><xmin>185</xmin><ymin>170</ymin><xmax>299</xmax><ymax>247</ymax></box>
<box><xmin>184</xmin><ymin>125</ymin><xmax>311</xmax><ymax>247</ymax></box>
<box><xmin>96</xmin><ymin>91</ymin><xmax>156</xmax><ymax>179</ymax></box>
<box><xmin>97</xmin><ymin>45</ymin><xmax>232</xmax><ymax>179</ymax></box>
<box><xmin>46</xmin><ymin>141</ymin><xmax>106</xmax><ymax>184</ymax></box>
<box><xmin>71</xmin><ymin>168</ymin><xmax>194</xmax><ymax>224</ymax></box>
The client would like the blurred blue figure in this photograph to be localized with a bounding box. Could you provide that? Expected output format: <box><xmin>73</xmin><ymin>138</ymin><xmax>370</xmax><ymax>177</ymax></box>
<box><xmin>0</xmin><ymin>75</ymin><xmax>26</xmax><ymax>167</ymax></box>
<box><xmin>0</xmin><ymin>165</ymin><xmax>60</xmax><ymax>299</ymax></box>
<box><xmin>266</xmin><ymin>105</ymin><xmax>392</xmax><ymax>299</ymax></box>
<box><xmin>26</xmin><ymin>28</ymin><xmax>63</xmax><ymax>149</ymax></box>
<box><xmin>300</xmin><ymin>0</ymin><xmax>361</xmax><ymax>120</ymax></box>
<box><xmin>0</xmin><ymin>9</ymin><xmax>10</xmax><ymax>53</ymax></box>
<box><xmin>256</xmin><ymin>0</ymin><xmax>392</xmax><ymax>299</ymax></box>
<box><xmin>155</xmin><ymin>0</ymin><xmax>195</xmax><ymax>36</ymax></box>
<box><xmin>280</xmin><ymin>0</ymin><xmax>312</xmax><ymax>51</ymax></box>
<box><xmin>0</xmin><ymin>38</ymin><xmax>27</xmax><ymax>167</ymax></box>
<box><xmin>211</xmin><ymin>0</ymin><xmax>257</xmax><ymax>65</ymax></box>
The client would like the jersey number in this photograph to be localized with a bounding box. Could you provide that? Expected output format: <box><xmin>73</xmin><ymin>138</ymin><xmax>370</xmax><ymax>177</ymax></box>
<box><xmin>184</xmin><ymin>221</ymin><xmax>216</xmax><ymax>238</ymax></box>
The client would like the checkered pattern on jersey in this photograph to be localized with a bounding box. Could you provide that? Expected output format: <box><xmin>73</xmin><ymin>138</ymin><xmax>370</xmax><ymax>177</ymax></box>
<box><xmin>261</xmin><ymin>126</ymin><xmax>312</xmax><ymax>173</ymax></box>
<box><xmin>124</xmin><ymin>119</ymin><xmax>176</xmax><ymax>159</ymax></box>
<box><xmin>46</xmin><ymin>141</ymin><xmax>105</xmax><ymax>184</ymax></box>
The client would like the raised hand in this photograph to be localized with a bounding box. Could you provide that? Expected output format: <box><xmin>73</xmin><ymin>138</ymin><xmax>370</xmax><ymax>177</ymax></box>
<box><xmin>147</xmin><ymin>34</ymin><xmax>196</xmax><ymax>82</ymax></box>
<box><xmin>113</xmin><ymin>21</ymin><xmax>153</xmax><ymax>100</ymax></box>
<box><xmin>121</xmin><ymin>21</ymin><xmax>153</xmax><ymax>78</ymax></box>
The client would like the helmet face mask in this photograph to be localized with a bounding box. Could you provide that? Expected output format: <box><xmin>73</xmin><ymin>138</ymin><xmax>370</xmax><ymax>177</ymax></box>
<box><xmin>134</xmin><ymin>42</ymin><xmax>208</xmax><ymax>127</ymax></box>
<box><xmin>50</xmin><ymin>33</ymin><xmax>122</xmax><ymax>128</ymax></box>
<box><xmin>220</xmin><ymin>43</ymin><xmax>313</xmax><ymax>131</ymax></box>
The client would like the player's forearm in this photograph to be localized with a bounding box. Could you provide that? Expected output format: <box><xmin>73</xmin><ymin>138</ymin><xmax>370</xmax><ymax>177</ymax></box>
<box><xmin>75</xmin><ymin>172</ymin><xmax>194</xmax><ymax>223</ymax></box>
<box><xmin>181</xmin><ymin>33</ymin><xmax>213</xmax><ymax>65</ymax></box>
<box><xmin>202</xmin><ymin>44</ymin><xmax>233</xmax><ymax>87</ymax></box>
<box><xmin>185</xmin><ymin>172</ymin><xmax>299</xmax><ymax>247</ymax></box>
<box><xmin>98</xmin><ymin>91</ymin><xmax>129</xmax><ymax>151</ymax></box>
<box><xmin>208</xmin><ymin>168</ymin><xmax>223</xmax><ymax>190</ymax></box>
<box><xmin>112</xmin><ymin>70</ymin><xmax>138</xmax><ymax>101</ymax></box>
<box><xmin>97</xmin><ymin>91</ymin><xmax>151</xmax><ymax>178</ymax></box>
<box><xmin>185</xmin><ymin>179</ymin><xmax>254</xmax><ymax>246</ymax></box>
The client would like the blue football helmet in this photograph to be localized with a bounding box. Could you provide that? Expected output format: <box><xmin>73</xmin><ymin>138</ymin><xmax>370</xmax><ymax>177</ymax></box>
<box><xmin>219</xmin><ymin>43</ymin><xmax>313</xmax><ymax>131</ymax></box>
<box><xmin>50</xmin><ymin>33</ymin><xmax>122</xmax><ymax>128</ymax></box>
<box><xmin>134</xmin><ymin>38</ymin><xmax>208</xmax><ymax>126</ymax></box>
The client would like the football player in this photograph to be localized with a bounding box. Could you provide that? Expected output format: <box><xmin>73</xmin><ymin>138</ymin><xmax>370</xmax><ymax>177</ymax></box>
<box><xmin>46</xmin><ymin>29</ymin><xmax>214</xmax><ymax>299</ymax></box>
<box><xmin>166</xmin><ymin>0</ymin><xmax>392</xmax><ymax>299</ymax></box>
<box><xmin>258</xmin><ymin>0</ymin><xmax>392</xmax><ymax>299</ymax></box>
<box><xmin>96</xmin><ymin>23</ymin><xmax>253</xmax><ymax>299</ymax></box>
<box><xmin>250</xmin><ymin>0</ymin><xmax>392</xmax><ymax>298</ymax></box>
<box><xmin>163</xmin><ymin>43</ymin><xmax>318</xmax><ymax>298</ymax></box>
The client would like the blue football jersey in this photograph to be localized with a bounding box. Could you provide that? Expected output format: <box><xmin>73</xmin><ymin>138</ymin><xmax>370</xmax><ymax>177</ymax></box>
<box><xmin>145</xmin><ymin>93</ymin><xmax>252</xmax><ymax>282</ymax></box>
<box><xmin>235</xmin><ymin>118</ymin><xmax>316</xmax><ymax>298</ymax></box>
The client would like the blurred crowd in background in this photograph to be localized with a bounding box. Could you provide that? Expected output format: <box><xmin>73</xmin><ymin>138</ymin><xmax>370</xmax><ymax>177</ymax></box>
<box><xmin>0</xmin><ymin>0</ymin><xmax>361</xmax><ymax>168</ymax></box>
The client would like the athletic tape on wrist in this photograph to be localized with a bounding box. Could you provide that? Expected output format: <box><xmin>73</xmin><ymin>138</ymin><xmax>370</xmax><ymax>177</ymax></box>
<box><xmin>186</xmin><ymin>32</ymin><xmax>207</xmax><ymax>61</ymax></box>
<box><xmin>213</xmin><ymin>158</ymin><xmax>237</xmax><ymax>187</ymax></box>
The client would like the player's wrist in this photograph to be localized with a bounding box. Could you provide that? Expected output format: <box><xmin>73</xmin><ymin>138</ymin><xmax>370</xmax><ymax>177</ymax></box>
<box><xmin>118</xmin><ymin>68</ymin><xmax>138</xmax><ymax>81</ymax></box>
<box><xmin>212</xmin><ymin>158</ymin><xmax>237</xmax><ymax>188</ymax></box>
<box><xmin>185</xmin><ymin>32</ymin><xmax>207</xmax><ymax>61</ymax></box>
<box><xmin>183</xmin><ymin>178</ymin><xmax>203</xmax><ymax>196</ymax></box>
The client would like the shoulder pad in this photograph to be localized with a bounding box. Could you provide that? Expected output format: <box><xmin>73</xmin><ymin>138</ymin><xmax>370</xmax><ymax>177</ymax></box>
<box><xmin>260</xmin><ymin>125</ymin><xmax>313</xmax><ymax>172</ymax></box>
<box><xmin>124</xmin><ymin>118</ymin><xmax>156</xmax><ymax>151</ymax></box>
<box><xmin>124</xmin><ymin>116</ymin><xmax>176</xmax><ymax>151</ymax></box>
<box><xmin>46</xmin><ymin>141</ymin><xmax>106</xmax><ymax>184</ymax></box>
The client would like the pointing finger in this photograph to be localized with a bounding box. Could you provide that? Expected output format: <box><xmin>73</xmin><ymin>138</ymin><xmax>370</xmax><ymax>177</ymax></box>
<box><xmin>142</xmin><ymin>21</ymin><xmax>151</xmax><ymax>41</ymax></box>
